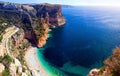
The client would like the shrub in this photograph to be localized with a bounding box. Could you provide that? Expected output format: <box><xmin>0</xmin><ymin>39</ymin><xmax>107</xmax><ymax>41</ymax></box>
<box><xmin>2</xmin><ymin>68</ymin><xmax>10</xmax><ymax>76</ymax></box>
<box><xmin>2</xmin><ymin>55</ymin><xmax>12</xmax><ymax>67</ymax></box>
<box><xmin>0</xmin><ymin>35</ymin><xmax>3</xmax><ymax>42</ymax></box>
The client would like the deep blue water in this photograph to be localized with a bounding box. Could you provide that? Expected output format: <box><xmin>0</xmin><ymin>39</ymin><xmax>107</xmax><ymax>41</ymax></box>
<box><xmin>38</xmin><ymin>6</ymin><xmax>120</xmax><ymax>76</ymax></box>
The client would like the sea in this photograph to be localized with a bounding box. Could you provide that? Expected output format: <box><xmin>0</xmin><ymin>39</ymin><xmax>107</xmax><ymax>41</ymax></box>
<box><xmin>37</xmin><ymin>6</ymin><xmax>120</xmax><ymax>76</ymax></box>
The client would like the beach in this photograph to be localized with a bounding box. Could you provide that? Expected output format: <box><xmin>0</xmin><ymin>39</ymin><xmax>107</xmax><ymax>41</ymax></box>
<box><xmin>25</xmin><ymin>46</ymin><xmax>49</xmax><ymax>76</ymax></box>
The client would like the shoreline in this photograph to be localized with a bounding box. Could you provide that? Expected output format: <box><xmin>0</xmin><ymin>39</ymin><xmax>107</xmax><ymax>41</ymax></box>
<box><xmin>24</xmin><ymin>27</ymin><xmax>62</xmax><ymax>76</ymax></box>
<box><xmin>24</xmin><ymin>28</ymin><xmax>53</xmax><ymax>76</ymax></box>
<box><xmin>24</xmin><ymin>46</ymin><xmax>49</xmax><ymax>76</ymax></box>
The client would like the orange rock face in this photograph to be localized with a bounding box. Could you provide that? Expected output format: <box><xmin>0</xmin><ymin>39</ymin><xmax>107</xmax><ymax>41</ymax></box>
<box><xmin>37</xmin><ymin>37</ymin><xmax>47</xmax><ymax>47</ymax></box>
<box><xmin>37</xmin><ymin>29</ymin><xmax>49</xmax><ymax>48</ymax></box>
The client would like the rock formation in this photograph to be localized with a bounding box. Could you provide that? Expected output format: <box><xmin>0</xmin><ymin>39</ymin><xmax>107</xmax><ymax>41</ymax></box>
<box><xmin>32</xmin><ymin>4</ymin><xmax>66</xmax><ymax>26</ymax></box>
<box><xmin>0</xmin><ymin>2</ymin><xmax>66</xmax><ymax>47</ymax></box>
<box><xmin>88</xmin><ymin>47</ymin><xmax>120</xmax><ymax>76</ymax></box>
<box><xmin>10</xmin><ymin>63</ymin><xmax>16</xmax><ymax>76</ymax></box>
<box><xmin>88</xmin><ymin>69</ymin><xmax>100</xmax><ymax>76</ymax></box>
<box><xmin>0</xmin><ymin>63</ymin><xmax>5</xmax><ymax>76</ymax></box>
<box><xmin>0</xmin><ymin>2</ymin><xmax>66</xmax><ymax>27</ymax></box>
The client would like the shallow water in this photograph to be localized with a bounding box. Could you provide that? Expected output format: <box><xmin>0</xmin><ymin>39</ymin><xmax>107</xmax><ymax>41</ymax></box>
<box><xmin>37</xmin><ymin>6</ymin><xmax>120</xmax><ymax>76</ymax></box>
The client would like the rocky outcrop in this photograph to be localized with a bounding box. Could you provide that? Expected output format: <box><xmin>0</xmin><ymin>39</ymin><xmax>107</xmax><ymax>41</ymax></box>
<box><xmin>88</xmin><ymin>47</ymin><xmax>120</xmax><ymax>76</ymax></box>
<box><xmin>10</xmin><ymin>63</ymin><xmax>17</xmax><ymax>76</ymax></box>
<box><xmin>88</xmin><ymin>69</ymin><xmax>100</xmax><ymax>76</ymax></box>
<box><xmin>0</xmin><ymin>63</ymin><xmax>5</xmax><ymax>76</ymax></box>
<box><xmin>0</xmin><ymin>45</ymin><xmax>6</xmax><ymax>57</ymax></box>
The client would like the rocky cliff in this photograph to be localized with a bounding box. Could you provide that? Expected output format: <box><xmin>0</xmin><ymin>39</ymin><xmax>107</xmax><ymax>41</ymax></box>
<box><xmin>0</xmin><ymin>2</ymin><xmax>66</xmax><ymax>47</ymax></box>
<box><xmin>32</xmin><ymin>4</ymin><xmax>66</xmax><ymax>26</ymax></box>
<box><xmin>88</xmin><ymin>47</ymin><xmax>120</xmax><ymax>76</ymax></box>
<box><xmin>0</xmin><ymin>2</ymin><xmax>66</xmax><ymax>26</ymax></box>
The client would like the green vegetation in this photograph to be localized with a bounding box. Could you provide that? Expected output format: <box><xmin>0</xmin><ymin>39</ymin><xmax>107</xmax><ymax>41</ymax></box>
<box><xmin>0</xmin><ymin>12</ymin><xmax>22</xmax><ymax>35</ymax></box>
<box><xmin>0</xmin><ymin>56</ymin><xmax>2</xmax><ymax>62</ymax></box>
<box><xmin>0</xmin><ymin>55</ymin><xmax>12</xmax><ymax>76</ymax></box>
<box><xmin>0</xmin><ymin>35</ymin><xmax>3</xmax><ymax>42</ymax></box>
<box><xmin>0</xmin><ymin>55</ymin><xmax>12</xmax><ymax>63</ymax></box>
<box><xmin>9</xmin><ymin>32</ymin><xmax>31</xmax><ymax>65</ymax></box>
<box><xmin>0</xmin><ymin>17</ymin><xmax>8</xmax><ymax>34</ymax></box>
<box><xmin>2</xmin><ymin>55</ymin><xmax>13</xmax><ymax>67</ymax></box>
<box><xmin>0</xmin><ymin>55</ymin><xmax>12</xmax><ymax>71</ymax></box>
<box><xmin>2</xmin><ymin>68</ymin><xmax>10</xmax><ymax>76</ymax></box>
<box><xmin>3</xmin><ymin>55</ymin><xmax>12</xmax><ymax>63</ymax></box>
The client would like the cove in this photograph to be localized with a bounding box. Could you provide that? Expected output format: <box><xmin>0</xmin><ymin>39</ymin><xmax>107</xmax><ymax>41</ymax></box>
<box><xmin>37</xmin><ymin>6</ymin><xmax>120</xmax><ymax>76</ymax></box>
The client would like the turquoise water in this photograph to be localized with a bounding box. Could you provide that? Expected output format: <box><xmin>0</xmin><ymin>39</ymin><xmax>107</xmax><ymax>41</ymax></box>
<box><xmin>37</xmin><ymin>6</ymin><xmax>120</xmax><ymax>76</ymax></box>
<box><xmin>37</xmin><ymin>33</ymin><xmax>66</xmax><ymax>76</ymax></box>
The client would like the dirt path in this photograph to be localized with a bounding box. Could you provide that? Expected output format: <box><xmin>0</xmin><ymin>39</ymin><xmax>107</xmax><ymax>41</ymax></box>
<box><xmin>0</xmin><ymin>26</ymin><xmax>19</xmax><ymax>57</ymax></box>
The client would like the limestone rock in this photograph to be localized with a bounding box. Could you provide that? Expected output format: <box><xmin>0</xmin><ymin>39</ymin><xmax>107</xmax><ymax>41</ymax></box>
<box><xmin>0</xmin><ymin>63</ymin><xmax>5</xmax><ymax>73</ymax></box>
<box><xmin>0</xmin><ymin>45</ymin><xmax>6</xmax><ymax>57</ymax></box>
<box><xmin>21</xmin><ymin>72</ymin><xmax>27</xmax><ymax>76</ymax></box>
<box><xmin>88</xmin><ymin>69</ymin><xmax>100</xmax><ymax>76</ymax></box>
<box><xmin>14</xmin><ymin>58</ymin><xmax>21</xmax><ymax>67</ymax></box>
<box><xmin>10</xmin><ymin>63</ymin><xmax>16</xmax><ymax>76</ymax></box>
<box><xmin>18</xmin><ymin>67</ymin><xmax>22</xmax><ymax>74</ymax></box>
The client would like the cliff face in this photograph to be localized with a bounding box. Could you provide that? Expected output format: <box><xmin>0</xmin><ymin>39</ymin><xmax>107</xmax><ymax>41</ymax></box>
<box><xmin>0</xmin><ymin>2</ymin><xmax>66</xmax><ymax>47</ymax></box>
<box><xmin>0</xmin><ymin>2</ymin><xmax>66</xmax><ymax>26</ymax></box>
<box><xmin>32</xmin><ymin>4</ymin><xmax>66</xmax><ymax>26</ymax></box>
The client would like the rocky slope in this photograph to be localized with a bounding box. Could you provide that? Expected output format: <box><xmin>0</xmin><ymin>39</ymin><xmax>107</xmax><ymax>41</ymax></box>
<box><xmin>0</xmin><ymin>2</ymin><xmax>66</xmax><ymax>47</ymax></box>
